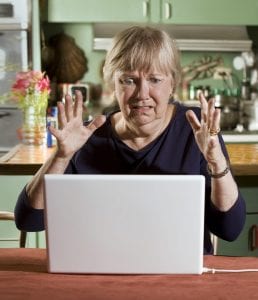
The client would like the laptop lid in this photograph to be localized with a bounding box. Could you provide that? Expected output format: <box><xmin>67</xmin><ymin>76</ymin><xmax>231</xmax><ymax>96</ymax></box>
<box><xmin>44</xmin><ymin>174</ymin><xmax>205</xmax><ymax>274</ymax></box>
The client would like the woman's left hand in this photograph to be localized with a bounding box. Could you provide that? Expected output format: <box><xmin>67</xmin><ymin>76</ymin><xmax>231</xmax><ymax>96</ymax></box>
<box><xmin>185</xmin><ymin>93</ymin><xmax>226</xmax><ymax>166</ymax></box>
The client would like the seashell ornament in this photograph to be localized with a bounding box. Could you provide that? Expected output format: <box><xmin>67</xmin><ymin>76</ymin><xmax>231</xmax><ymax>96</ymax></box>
<box><xmin>42</xmin><ymin>32</ymin><xmax>88</xmax><ymax>83</ymax></box>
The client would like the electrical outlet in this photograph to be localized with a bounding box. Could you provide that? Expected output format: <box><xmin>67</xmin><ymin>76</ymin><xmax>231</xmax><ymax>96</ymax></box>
<box><xmin>213</xmin><ymin>67</ymin><xmax>232</xmax><ymax>80</ymax></box>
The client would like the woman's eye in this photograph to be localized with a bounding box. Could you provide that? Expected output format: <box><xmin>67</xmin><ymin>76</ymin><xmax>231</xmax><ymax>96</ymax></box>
<box><xmin>149</xmin><ymin>78</ymin><xmax>162</xmax><ymax>85</ymax></box>
<box><xmin>119</xmin><ymin>78</ymin><xmax>135</xmax><ymax>85</ymax></box>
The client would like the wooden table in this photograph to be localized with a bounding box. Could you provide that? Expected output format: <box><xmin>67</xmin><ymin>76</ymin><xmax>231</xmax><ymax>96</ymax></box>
<box><xmin>0</xmin><ymin>143</ymin><xmax>258</xmax><ymax>176</ymax></box>
<box><xmin>0</xmin><ymin>144</ymin><xmax>56</xmax><ymax>175</ymax></box>
<box><xmin>0</xmin><ymin>248</ymin><xmax>258</xmax><ymax>300</ymax></box>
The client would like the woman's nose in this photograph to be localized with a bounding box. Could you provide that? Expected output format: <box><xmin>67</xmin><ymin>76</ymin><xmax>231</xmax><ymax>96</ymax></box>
<box><xmin>137</xmin><ymin>80</ymin><xmax>150</xmax><ymax>100</ymax></box>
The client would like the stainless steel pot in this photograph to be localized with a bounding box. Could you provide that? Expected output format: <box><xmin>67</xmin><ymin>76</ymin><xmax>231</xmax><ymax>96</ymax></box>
<box><xmin>214</xmin><ymin>95</ymin><xmax>239</xmax><ymax>130</ymax></box>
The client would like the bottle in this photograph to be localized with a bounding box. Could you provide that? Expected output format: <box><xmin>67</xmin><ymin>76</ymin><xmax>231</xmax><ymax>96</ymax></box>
<box><xmin>241</xmin><ymin>79</ymin><xmax>251</xmax><ymax>100</ymax></box>
<box><xmin>47</xmin><ymin>107</ymin><xmax>58</xmax><ymax>147</ymax></box>
<box><xmin>224</xmin><ymin>88</ymin><xmax>232</xmax><ymax>97</ymax></box>
<box><xmin>189</xmin><ymin>84</ymin><xmax>195</xmax><ymax>100</ymax></box>
<box><xmin>203</xmin><ymin>86</ymin><xmax>211</xmax><ymax>99</ymax></box>
<box><xmin>195</xmin><ymin>86</ymin><xmax>203</xmax><ymax>100</ymax></box>
<box><xmin>181</xmin><ymin>81</ymin><xmax>189</xmax><ymax>101</ymax></box>
<box><xmin>213</xmin><ymin>88</ymin><xmax>222</xmax><ymax>108</ymax></box>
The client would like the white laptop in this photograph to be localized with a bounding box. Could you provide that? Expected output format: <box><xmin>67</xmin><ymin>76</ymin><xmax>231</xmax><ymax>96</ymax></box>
<box><xmin>43</xmin><ymin>174</ymin><xmax>205</xmax><ymax>274</ymax></box>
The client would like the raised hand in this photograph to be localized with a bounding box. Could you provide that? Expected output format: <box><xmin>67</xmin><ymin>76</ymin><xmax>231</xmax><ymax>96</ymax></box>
<box><xmin>185</xmin><ymin>93</ymin><xmax>225</xmax><ymax>166</ymax></box>
<box><xmin>48</xmin><ymin>91</ymin><xmax>106</xmax><ymax>160</ymax></box>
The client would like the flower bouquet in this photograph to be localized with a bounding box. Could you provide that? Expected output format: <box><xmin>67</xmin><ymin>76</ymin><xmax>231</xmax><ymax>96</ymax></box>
<box><xmin>11</xmin><ymin>71</ymin><xmax>51</xmax><ymax>145</ymax></box>
<box><xmin>11</xmin><ymin>70</ymin><xmax>50</xmax><ymax>108</ymax></box>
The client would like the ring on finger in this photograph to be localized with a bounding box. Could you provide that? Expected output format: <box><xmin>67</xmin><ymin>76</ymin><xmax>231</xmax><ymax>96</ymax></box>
<box><xmin>209</xmin><ymin>127</ymin><xmax>221</xmax><ymax>136</ymax></box>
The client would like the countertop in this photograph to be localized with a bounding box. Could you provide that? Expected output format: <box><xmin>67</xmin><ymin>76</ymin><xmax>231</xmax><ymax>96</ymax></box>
<box><xmin>226</xmin><ymin>143</ymin><xmax>258</xmax><ymax>176</ymax></box>
<box><xmin>0</xmin><ymin>143</ymin><xmax>258</xmax><ymax>176</ymax></box>
<box><xmin>222</xmin><ymin>132</ymin><xmax>258</xmax><ymax>143</ymax></box>
<box><xmin>0</xmin><ymin>144</ymin><xmax>56</xmax><ymax>175</ymax></box>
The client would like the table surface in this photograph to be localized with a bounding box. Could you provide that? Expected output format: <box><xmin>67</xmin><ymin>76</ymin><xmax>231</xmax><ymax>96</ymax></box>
<box><xmin>1</xmin><ymin>249</ymin><xmax>258</xmax><ymax>300</ymax></box>
<box><xmin>0</xmin><ymin>144</ymin><xmax>56</xmax><ymax>175</ymax></box>
<box><xmin>0</xmin><ymin>143</ymin><xmax>258</xmax><ymax>175</ymax></box>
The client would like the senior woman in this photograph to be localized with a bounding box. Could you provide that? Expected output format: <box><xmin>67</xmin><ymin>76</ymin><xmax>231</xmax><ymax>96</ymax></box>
<box><xmin>15</xmin><ymin>26</ymin><xmax>245</xmax><ymax>254</ymax></box>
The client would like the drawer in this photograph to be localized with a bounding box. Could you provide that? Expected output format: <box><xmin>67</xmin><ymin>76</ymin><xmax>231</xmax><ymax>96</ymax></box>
<box><xmin>240</xmin><ymin>187</ymin><xmax>258</xmax><ymax>213</ymax></box>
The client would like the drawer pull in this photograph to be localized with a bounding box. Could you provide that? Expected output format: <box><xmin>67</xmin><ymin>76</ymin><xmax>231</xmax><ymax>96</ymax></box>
<box><xmin>0</xmin><ymin>112</ymin><xmax>10</xmax><ymax>118</ymax></box>
<box><xmin>251</xmin><ymin>225</ymin><xmax>258</xmax><ymax>251</ymax></box>
<box><xmin>142</xmin><ymin>1</ymin><xmax>149</xmax><ymax>18</ymax></box>
<box><xmin>164</xmin><ymin>2</ymin><xmax>172</xmax><ymax>19</ymax></box>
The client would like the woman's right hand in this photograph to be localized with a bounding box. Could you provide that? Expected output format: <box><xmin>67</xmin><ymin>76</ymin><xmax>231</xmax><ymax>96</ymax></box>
<box><xmin>48</xmin><ymin>91</ymin><xmax>106</xmax><ymax>160</ymax></box>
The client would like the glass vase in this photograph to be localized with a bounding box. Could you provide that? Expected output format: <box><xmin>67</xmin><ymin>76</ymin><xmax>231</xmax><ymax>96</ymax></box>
<box><xmin>21</xmin><ymin>93</ymin><xmax>48</xmax><ymax>146</ymax></box>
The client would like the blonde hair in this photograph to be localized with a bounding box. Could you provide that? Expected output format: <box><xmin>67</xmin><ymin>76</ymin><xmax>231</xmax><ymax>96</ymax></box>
<box><xmin>103</xmin><ymin>26</ymin><xmax>181</xmax><ymax>92</ymax></box>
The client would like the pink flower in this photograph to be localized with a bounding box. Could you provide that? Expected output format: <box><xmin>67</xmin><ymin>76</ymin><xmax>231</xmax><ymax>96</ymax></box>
<box><xmin>36</xmin><ymin>77</ymin><xmax>51</xmax><ymax>93</ymax></box>
<box><xmin>11</xmin><ymin>71</ymin><xmax>51</xmax><ymax>107</ymax></box>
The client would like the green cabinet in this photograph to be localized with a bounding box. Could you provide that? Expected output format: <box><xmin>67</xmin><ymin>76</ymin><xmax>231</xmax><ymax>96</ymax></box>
<box><xmin>47</xmin><ymin>0</ymin><xmax>258</xmax><ymax>25</ymax></box>
<box><xmin>217</xmin><ymin>215</ymin><xmax>258</xmax><ymax>256</ymax></box>
<box><xmin>48</xmin><ymin>0</ymin><xmax>151</xmax><ymax>23</ymax></box>
<box><xmin>160</xmin><ymin>0</ymin><xmax>258</xmax><ymax>25</ymax></box>
<box><xmin>216</xmin><ymin>177</ymin><xmax>258</xmax><ymax>256</ymax></box>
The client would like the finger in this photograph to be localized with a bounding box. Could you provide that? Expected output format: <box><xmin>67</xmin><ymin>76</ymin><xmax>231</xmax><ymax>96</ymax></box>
<box><xmin>186</xmin><ymin>110</ymin><xmax>201</xmax><ymax>132</ymax></box>
<box><xmin>64</xmin><ymin>94</ymin><xmax>73</xmax><ymax>121</ymax></box>
<box><xmin>211</xmin><ymin>108</ymin><xmax>221</xmax><ymax>132</ymax></box>
<box><xmin>48</xmin><ymin>124</ymin><xmax>60</xmax><ymax>139</ymax></box>
<box><xmin>207</xmin><ymin>97</ymin><xmax>216</xmax><ymax>130</ymax></box>
<box><xmin>87</xmin><ymin>115</ymin><xmax>106</xmax><ymax>133</ymax></box>
<box><xmin>57</xmin><ymin>101</ymin><xmax>67</xmax><ymax>128</ymax></box>
<box><xmin>73</xmin><ymin>90</ymin><xmax>83</xmax><ymax>117</ymax></box>
<box><xmin>207</xmin><ymin>96</ymin><xmax>221</xmax><ymax>130</ymax></box>
<box><xmin>199</xmin><ymin>92</ymin><xmax>208</xmax><ymax>124</ymax></box>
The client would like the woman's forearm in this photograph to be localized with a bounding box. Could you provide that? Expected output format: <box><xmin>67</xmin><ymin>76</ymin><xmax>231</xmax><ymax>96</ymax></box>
<box><xmin>210</xmin><ymin>165</ymin><xmax>238</xmax><ymax>212</ymax></box>
<box><xmin>26</xmin><ymin>151</ymin><xmax>72</xmax><ymax>209</ymax></box>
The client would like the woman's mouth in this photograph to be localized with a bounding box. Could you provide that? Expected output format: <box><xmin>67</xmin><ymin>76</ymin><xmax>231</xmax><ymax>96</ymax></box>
<box><xmin>131</xmin><ymin>104</ymin><xmax>153</xmax><ymax>111</ymax></box>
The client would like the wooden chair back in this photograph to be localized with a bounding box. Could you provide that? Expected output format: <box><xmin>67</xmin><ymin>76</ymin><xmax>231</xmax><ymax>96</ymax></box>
<box><xmin>0</xmin><ymin>211</ymin><xmax>26</xmax><ymax>248</ymax></box>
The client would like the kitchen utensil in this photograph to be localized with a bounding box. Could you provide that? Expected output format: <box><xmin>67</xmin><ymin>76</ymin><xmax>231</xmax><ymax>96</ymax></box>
<box><xmin>214</xmin><ymin>95</ymin><xmax>239</xmax><ymax>130</ymax></box>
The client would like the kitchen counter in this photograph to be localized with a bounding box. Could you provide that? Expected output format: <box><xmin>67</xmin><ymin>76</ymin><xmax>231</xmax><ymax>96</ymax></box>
<box><xmin>222</xmin><ymin>132</ymin><xmax>258</xmax><ymax>143</ymax></box>
<box><xmin>0</xmin><ymin>143</ymin><xmax>258</xmax><ymax>176</ymax></box>
<box><xmin>226</xmin><ymin>143</ymin><xmax>258</xmax><ymax>176</ymax></box>
<box><xmin>0</xmin><ymin>144</ymin><xmax>56</xmax><ymax>175</ymax></box>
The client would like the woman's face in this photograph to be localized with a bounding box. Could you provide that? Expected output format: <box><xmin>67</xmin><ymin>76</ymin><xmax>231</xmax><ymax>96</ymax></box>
<box><xmin>114</xmin><ymin>69</ymin><xmax>173</xmax><ymax>126</ymax></box>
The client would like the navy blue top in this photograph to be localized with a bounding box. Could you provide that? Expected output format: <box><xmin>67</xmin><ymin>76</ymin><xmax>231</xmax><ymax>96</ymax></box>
<box><xmin>15</xmin><ymin>102</ymin><xmax>246</xmax><ymax>254</ymax></box>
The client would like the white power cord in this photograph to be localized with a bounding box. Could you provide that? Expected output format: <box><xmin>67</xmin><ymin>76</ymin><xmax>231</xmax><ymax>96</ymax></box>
<box><xmin>203</xmin><ymin>267</ymin><xmax>258</xmax><ymax>274</ymax></box>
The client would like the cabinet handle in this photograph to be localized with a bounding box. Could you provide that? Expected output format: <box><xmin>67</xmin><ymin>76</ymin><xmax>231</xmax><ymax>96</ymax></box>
<box><xmin>142</xmin><ymin>1</ymin><xmax>149</xmax><ymax>18</ymax></box>
<box><xmin>251</xmin><ymin>225</ymin><xmax>258</xmax><ymax>251</ymax></box>
<box><xmin>0</xmin><ymin>112</ymin><xmax>10</xmax><ymax>118</ymax></box>
<box><xmin>164</xmin><ymin>2</ymin><xmax>172</xmax><ymax>19</ymax></box>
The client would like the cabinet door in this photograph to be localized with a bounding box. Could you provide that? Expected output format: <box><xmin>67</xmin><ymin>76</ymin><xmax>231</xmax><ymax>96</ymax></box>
<box><xmin>48</xmin><ymin>0</ymin><xmax>150</xmax><ymax>22</ymax></box>
<box><xmin>160</xmin><ymin>0</ymin><xmax>258</xmax><ymax>25</ymax></box>
<box><xmin>217</xmin><ymin>215</ymin><xmax>258</xmax><ymax>257</ymax></box>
